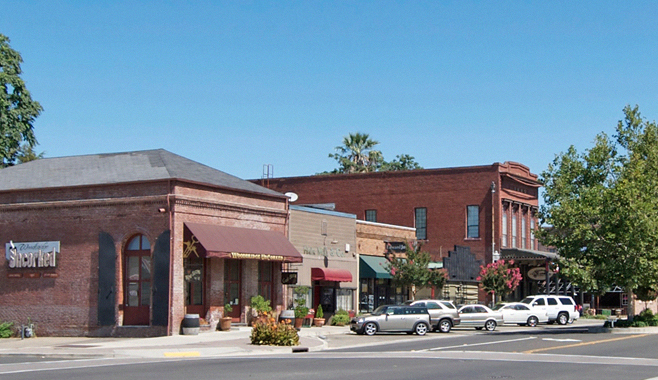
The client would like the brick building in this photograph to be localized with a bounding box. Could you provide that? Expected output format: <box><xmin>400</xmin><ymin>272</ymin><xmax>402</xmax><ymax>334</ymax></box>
<box><xmin>0</xmin><ymin>150</ymin><xmax>301</xmax><ymax>336</ymax></box>
<box><xmin>259</xmin><ymin>162</ymin><xmax>544</xmax><ymax>303</ymax></box>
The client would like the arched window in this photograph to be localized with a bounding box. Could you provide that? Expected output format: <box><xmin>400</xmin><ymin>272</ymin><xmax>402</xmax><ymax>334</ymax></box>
<box><xmin>124</xmin><ymin>234</ymin><xmax>151</xmax><ymax>325</ymax></box>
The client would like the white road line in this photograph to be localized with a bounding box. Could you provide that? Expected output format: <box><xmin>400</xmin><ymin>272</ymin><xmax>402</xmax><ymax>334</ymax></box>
<box><xmin>421</xmin><ymin>336</ymin><xmax>537</xmax><ymax>351</ymax></box>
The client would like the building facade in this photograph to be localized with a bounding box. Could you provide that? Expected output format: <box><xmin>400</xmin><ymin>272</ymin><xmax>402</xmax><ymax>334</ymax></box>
<box><xmin>356</xmin><ymin>220</ymin><xmax>415</xmax><ymax>312</ymax></box>
<box><xmin>1</xmin><ymin>150</ymin><xmax>301</xmax><ymax>336</ymax></box>
<box><xmin>287</xmin><ymin>205</ymin><xmax>358</xmax><ymax>316</ymax></box>
<box><xmin>259</xmin><ymin>162</ymin><xmax>543</xmax><ymax>303</ymax></box>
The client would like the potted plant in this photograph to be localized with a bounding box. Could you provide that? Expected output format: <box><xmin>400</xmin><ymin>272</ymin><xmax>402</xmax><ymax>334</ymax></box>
<box><xmin>293</xmin><ymin>286</ymin><xmax>310</xmax><ymax>329</ymax></box>
<box><xmin>220</xmin><ymin>303</ymin><xmax>233</xmax><ymax>331</ymax></box>
<box><xmin>313</xmin><ymin>304</ymin><xmax>325</xmax><ymax>327</ymax></box>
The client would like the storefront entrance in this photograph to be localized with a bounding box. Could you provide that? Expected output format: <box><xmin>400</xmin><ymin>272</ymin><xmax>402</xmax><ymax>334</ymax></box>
<box><xmin>224</xmin><ymin>259</ymin><xmax>242</xmax><ymax>319</ymax></box>
<box><xmin>123</xmin><ymin>234</ymin><xmax>152</xmax><ymax>326</ymax></box>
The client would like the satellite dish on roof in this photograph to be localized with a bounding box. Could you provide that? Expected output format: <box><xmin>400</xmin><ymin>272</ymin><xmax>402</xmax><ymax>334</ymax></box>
<box><xmin>284</xmin><ymin>192</ymin><xmax>298</xmax><ymax>202</ymax></box>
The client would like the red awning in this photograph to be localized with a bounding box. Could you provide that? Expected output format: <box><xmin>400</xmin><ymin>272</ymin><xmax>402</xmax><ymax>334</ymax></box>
<box><xmin>185</xmin><ymin>223</ymin><xmax>303</xmax><ymax>263</ymax></box>
<box><xmin>311</xmin><ymin>267</ymin><xmax>353</xmax><ymax>282</ymax></box>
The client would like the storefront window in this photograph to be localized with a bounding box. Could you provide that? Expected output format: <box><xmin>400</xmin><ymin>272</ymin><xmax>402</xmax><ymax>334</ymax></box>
<box><xmin>258</xmin><ymin>261</ymin><xmax>274</xmax><ymax>302</ymax></box>
<box><xmin>336</xmin><ymin>288</ymin><xmax>353</xmax><ymax>312</ymax></box>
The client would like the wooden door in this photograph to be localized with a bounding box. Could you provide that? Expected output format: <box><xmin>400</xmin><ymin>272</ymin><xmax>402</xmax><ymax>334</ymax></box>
<box><xmin>224</xmin><ymin>260</ymin><xmax>241</xmax><ymax>319</ymax></box>
<box><xmin>123</xmin><ymin>235</ymin><xmax>151</xmax><ymax>326</ymax></box>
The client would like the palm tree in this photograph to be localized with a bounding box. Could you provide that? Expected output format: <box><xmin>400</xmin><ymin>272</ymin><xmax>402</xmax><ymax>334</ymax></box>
<box><xmin>329</xmin><ymin>132</ymin><xmax>383</xmax><ymax>173</ymax></box>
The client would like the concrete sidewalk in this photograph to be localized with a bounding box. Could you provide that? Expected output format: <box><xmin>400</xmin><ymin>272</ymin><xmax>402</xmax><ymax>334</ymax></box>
<box><xmin>0</xmin><ymin>325</ymin><xmax>352</xmax><ymax>359</ymax></box>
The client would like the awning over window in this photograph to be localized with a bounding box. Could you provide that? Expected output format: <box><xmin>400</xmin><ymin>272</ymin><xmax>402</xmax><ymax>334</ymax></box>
<box><xmin>185</xmin><ymin>223</ymin><xmax>303</xmax><ymax>263</ymax></box>
<box><xmin>359</xmin><ymin>255</ymin><xmax>392</xmax><ymax>279</ymax></box>
<box><xmin>311</xmin><ymin>267</ymin><xmax>353</xmax><ymax>282</ymax></box>
<box><xmin>500</xmin><ymin>248</ymin><xmax>559</xmax><ymax>261</ymax></box>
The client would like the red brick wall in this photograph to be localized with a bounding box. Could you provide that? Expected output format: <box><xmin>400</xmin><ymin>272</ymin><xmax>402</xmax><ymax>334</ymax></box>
<box><xmin>0</xmin><ymin>182</ymin><xmax>169</xmax><ymax>336</ymax></box>
<box><xmin>0</xmin><ymin>179</ymin><xmax>290</xmax><ymax>336</ymax></box>
<box><xmin>261</xmin><ymin>163</ymin><xmax>539</xmax><ymax>267</ymax></box>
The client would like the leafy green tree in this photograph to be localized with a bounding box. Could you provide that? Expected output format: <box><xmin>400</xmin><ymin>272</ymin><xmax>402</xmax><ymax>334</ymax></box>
<box><xmin>537</xmin><ymin>105</ymin><xmax>658</xmax><ymax>316</ymax></box>
<box><xmin>380</xmin><ymin>154</ymin><xmax>423</xmax><ymax>171</ymax></box>
<box><xmin>384</xmin><ymin>242</ymin><xmax>446</xmax><ymax>300</ymax></box>
<box><xmin>328</xmin><ymin>132</ymin><xmax>383</xmax><ymax>173</ymax></box>
<box><xmin>0</xmin><ymin>34</ymin><xmax>42</xmax><ymax>168</ymax></box>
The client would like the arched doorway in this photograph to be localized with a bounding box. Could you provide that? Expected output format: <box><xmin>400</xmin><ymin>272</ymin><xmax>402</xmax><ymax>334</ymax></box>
<box><xmin>123</xmin><ymin>234</ymin><xmax>151</xmax><ymax>325</ymax></box>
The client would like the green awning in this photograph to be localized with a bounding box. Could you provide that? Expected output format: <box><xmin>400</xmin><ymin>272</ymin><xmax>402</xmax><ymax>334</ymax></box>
<box><xmin>360</xmin><ymin>255</ymin><xmax>391</xmax><ymax>279</ymax></box>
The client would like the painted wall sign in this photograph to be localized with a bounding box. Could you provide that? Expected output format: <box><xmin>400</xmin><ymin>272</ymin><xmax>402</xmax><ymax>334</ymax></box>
<box><xmin>303</xmin><ymin>246</ymin><xmax>346</xmax><ymax>258</ymax></box>
<box><xmin>5</xmin><ymin>241</ymin><xmax>60</xmax><ymax>269</ymax></box>
<box><xmin>527</xmin><ymin>266</ymin><xmax>553</xmax><ymax>281</ymax></box>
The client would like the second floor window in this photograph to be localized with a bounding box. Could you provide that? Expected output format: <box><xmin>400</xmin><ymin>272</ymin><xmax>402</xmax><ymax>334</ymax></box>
<box><xmin>415</xmin><ymin>207</ymin><xmax>427</xmax><ymax>240</ymax></box>
<box><xmin>365</xmin><ymin>209</ymin><xmax>377</xmax><ymax>222</ymax></box>
<box><xmin>522</xmin><ymin>217</ymin><xmax>527</xmax><ymax>249</ymax></box>
<box><xmin>467</xmin><ymin>205</ymin><xmax>479</xmax><ymax>238</ymax></box>
<box><xmin>502</xmin><ymin>212</ymin><xmax>508</xmax><ymax>247</ymax></box>
<box><xmin>512</xmin><ymin>214</ymin><xmax>518</xmax><ymax>248</ymax></box>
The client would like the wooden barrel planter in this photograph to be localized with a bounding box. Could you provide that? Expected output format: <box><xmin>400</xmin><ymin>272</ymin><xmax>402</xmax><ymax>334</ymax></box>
<box><xmin>181</xmin><ymin>314</ymin><xmax>200</xmax><ymax>335</ymax></box>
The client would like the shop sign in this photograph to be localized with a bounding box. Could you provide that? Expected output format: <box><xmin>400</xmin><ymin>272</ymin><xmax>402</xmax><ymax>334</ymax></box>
<box><xmin>281</xmin><ymin>272</ymin><xmax>298</xmax><ymax>285</ymax></box>
<box><xmin>527</xmin><ymin>266</ymin><xmax>553</xmax><ymax>281</ymax></box>
<box><xmin>5</xmin><ymin>241</ymin><xmax>59</xmax><ymax>269</ymax></box>
<box><xmin>386</xmin><ymin>242</ymin><xmax>407</xmax><ymax>253</ymax></box>
<box><xmin>229</xmin><ymin>252</ymin><xmax>284</xmax><ymax>261</ymax></box>
<box><xmin>303</xmin><ymin>246</ymin><xmax>346</xmax><ymax>258</ymax></box>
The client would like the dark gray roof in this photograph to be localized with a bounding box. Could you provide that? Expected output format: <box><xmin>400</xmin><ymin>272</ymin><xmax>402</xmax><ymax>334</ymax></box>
<box><xmin>0</xmin><ymin>149</ymin><xmax>283</xmax><ymax>197</ymax></box>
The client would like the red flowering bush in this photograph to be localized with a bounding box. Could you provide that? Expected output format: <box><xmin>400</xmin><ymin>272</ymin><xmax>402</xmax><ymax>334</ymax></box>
<box><xmin>477</xmin><ymin>260</ymin><xmax>522</xmax><ymax>299</ymax></box>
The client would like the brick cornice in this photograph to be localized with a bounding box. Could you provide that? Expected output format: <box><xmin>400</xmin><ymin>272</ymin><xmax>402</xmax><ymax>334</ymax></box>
<box><xmin>171</xmin><ymin>195</ymin><xmax>287</xmax><ymax>218</ymax></box>
<box><xmin>0</xmin><ymin>195</ymin><xmax>168</xmax><ymax>212</ymax></box>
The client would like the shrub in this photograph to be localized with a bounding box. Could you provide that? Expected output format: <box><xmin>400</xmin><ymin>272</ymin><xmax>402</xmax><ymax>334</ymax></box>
<box><xmin>0</xmin><ymin>322</ymin><xmax>13</xmax><ymax>338</ymax></box>
<box><xmin>250</xmin><ymin>295</ymin><xmax>272</xmax><ymax>315</ymax></box>
<box><xmin>331</xmin><ymin>309</ymin><xmax>350</xmax><ymax>326</ymax></box>
<box><xmin>315</xmin><ymin>304</ymin><xmax>324</xmax><ymax>319</ymax></box>
<box><xmin>250</xmin><ymin>316</ymin><xmax>299</xmax><ymax>346</ymax></box>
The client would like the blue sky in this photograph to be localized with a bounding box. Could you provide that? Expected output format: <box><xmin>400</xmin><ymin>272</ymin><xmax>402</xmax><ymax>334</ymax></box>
<box><xmin>3</xmin><ymin>1</ymin><xmax>658</xmax><ymax>181</ymax></box>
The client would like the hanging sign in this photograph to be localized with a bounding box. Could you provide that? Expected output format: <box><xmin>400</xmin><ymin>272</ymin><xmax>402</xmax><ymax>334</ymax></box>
<box><xmin>281</xmin><ymin>272</ymin><xmax>298</xmax><ymax>285</ymax></box>
<box><xmin>527</xmin><ymin>266</ymin><xmax>553</xmax><ymax>281</ymax></box>
<box><xmin>5</xmin><ymin>241</ymin><xmax>60</xmax><ymax>269</ymax></box>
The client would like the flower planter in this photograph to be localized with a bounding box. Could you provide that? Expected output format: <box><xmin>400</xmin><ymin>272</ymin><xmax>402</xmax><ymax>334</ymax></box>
<box><xmin>219</xmin><ymin>317</ymin><xmax>232</xmax><ymax>331</ymax></box>
<box><xmin>313</xmin><ymin>318</ymin><xmax>325</xmax><ymax>327</ymax></box>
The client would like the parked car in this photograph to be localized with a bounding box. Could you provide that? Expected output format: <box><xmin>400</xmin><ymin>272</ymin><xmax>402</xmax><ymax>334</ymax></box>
<box><xmin>520</xmin><ymin>295</ymin><xmax>580</xmax><ymax>325</ymax></box>
<box><xmin>457</xmin><ymin>304</ymin><xmax>504</xmax><ymax>331</ymax></box>
<box><xmin>493</xmin><ymin>302</ymin><xmax>549</xmax><ymax>327</ymax></box>
<box><xmin>404</xmin><ymin>299</ymin><xmax>461</xmax><ymax>333</ymax></box>
<box><xmin>350</xmin><ymin>305</ymin><xmax>431</xmax><ymax>336</ymax></box>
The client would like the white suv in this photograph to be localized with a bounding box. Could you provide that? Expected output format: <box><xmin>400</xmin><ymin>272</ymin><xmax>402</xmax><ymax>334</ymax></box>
<box><xmin>520</xmin><ymin>295</ymin><xmax>580</xmax><ymax>325</ymax></box>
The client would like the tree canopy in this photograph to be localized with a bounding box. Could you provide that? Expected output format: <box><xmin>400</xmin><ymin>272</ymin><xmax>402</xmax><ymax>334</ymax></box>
<box><xmin>537</xmin><ymin>105</ymin><xmax>658</xmax><ymax>299</ymax></box>
<box><xmin>327</xmin><ymin>132</ymin><xmax>422</xmax><ymax>174</ymax></box>
<box><xmin>0</xmin><ymin>34</ymin><xmax>42</xmax><ymax>168</ymax></box>
<box><xmin>384</xmin><ymin>242</ymin><xmax>446</xmax><ymax>300</ymax></box>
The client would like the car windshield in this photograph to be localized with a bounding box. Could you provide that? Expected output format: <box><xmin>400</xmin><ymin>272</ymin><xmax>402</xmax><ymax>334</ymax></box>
<box><xmin>492</xmin><ymin>304</ymin><xmax>506</xmax><ymax>311</ymax></box>
<box><xmin>520</xmin><ymin>297</ymin><xmax>533</xmax><ymax>304</ymax></box>
<box><xmin>372</xmin><ymin>306</ymin><xmax>388</xmax><ymax>315</ymax></box>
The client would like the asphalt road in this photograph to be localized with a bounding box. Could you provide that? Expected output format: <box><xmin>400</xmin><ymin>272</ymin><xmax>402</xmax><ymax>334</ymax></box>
<box><xmin>2</xmin><ymin>326</ymin><xmax>658</xmax><ymax>380</ymax></box>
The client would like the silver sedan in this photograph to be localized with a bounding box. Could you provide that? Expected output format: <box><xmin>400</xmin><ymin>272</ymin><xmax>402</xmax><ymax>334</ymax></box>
<box><xmin>457</xmin><ymin>304</ymin><xmax>504</xmax><ymax>331</ymax></box>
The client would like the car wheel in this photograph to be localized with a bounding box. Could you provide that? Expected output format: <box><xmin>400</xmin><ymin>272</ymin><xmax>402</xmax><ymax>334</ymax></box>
<box><xmin>527</xmin><ymin>316</ymin><xmax>539</xmax><ymax>327</ymax></box>
<box><xmin>438</xmin><ymin>319</ymin><xmax>452</xmax><ymax>333</ymax></box>
<box><xmin>557</xmin><ymin>312</ymin><xmax>569</xmax><ymax>325</ymax></box>
<box><xmin>485</xmin><ymin>320</ymin><xmax>497</xmax><ymax>331</ymax></box>
<box><xmin>364</xmin><ymin>322</ymin><xmax>377</xmax><ymax>336</ymax></box>
<box><xmin>415</xmin><ymin>322</ymin><xmax>429</xmax><ymax>336</ymax></box>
